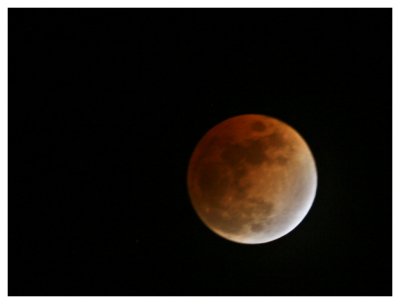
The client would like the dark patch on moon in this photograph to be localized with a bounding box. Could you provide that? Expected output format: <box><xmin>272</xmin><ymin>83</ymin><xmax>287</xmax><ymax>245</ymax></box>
<box><xmin>248</xmin><ymin>197</ymin><xmax>275</xmax><ymax>216</ymax></box>
<box><xmin>251</xmin><ymin>121</ymin><xmax>266</xmax><ymax>132</ymax></box>
<box><xmin>221</xmin><ymin>138</ymin><xmax>267</xmax><ymax>167</ymax></box>
<box><xmin>250</xmin><ymin>222</ymin><xmax>265</xmax><ymax>233</ymax></box>
<box><xmin>219</xmin><ymin>217</ymin><xmax>245</xmax><ymax>234</ymax></box>
<box><xmin>195</xmin><ymin>135</ymin><xmax>223</xmax><ymax>165</ymax></box>
<box><xmin>265</xmin><ymin>131</ymin><xmax>287</xmax><ymax>149</ymax></box>
<box><xmin>245</xmin><ymin>139</ymin><xmax>269</xmax><ymax>165</ymax></box>
<box><xmin>221</xmin><ymin>143</ymin><xmax>245</xmax><ymax>165</ymax></box>
<box><xmin>275</xmin><ymin>155</ymin><xmax>289</xmax><ymax>165</ymax></box>
<box><xmin>235</xmin><ymin>184</ymin><xmax>250</xmax><ymax>201</ymax></box>
<box><xmin>231</xmin><ymin>164</ymin><xmax>247</xmax><ymax>181</ymax></box>
<box><xmin>197</xmin><ymin>162</ymin><xmax>230</xmax><ymax>207</ymax></box>
<box><xmin>249</xmin><ymin>217</ymin><xmax>273</xmax><ymax>233</ymax></box>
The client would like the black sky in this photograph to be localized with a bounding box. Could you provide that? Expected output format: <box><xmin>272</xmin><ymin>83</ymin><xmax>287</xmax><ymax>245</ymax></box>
<box><xmin>9</xmin><ymin>8</ymin><xmax>392</xmax><ymax>296</ymax></box>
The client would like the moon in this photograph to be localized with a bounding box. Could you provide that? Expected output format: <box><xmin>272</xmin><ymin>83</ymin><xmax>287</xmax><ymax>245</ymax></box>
<box><xmin>187</xmin><ymin>114</ymin><xmax>317</xmax><ymax>244</ymax></box>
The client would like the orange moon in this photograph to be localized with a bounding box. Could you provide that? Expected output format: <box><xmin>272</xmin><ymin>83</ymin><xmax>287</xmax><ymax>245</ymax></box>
<box><xmin>187</xmin><ymin>114</ymin><xmax>317</xmax><ymax>244</ymax></box>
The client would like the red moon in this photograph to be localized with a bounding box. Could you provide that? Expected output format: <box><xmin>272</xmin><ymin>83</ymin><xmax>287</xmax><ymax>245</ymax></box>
<box><xmin>187</xmin><ymin>114</ymin><xmax>317</xmax><ymax>244</ymax></box>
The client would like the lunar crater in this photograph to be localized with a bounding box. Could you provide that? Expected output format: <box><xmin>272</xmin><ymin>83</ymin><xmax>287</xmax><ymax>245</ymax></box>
<box><xmin>251</xmin><ymin>120</ymin><xmax>266</xmax><ymax>132</ymax></box>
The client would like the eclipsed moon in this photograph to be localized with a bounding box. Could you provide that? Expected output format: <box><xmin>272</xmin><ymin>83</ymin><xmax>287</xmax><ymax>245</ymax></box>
<box><xmin>187</xmin><ymin>114</ymin><xmax>317</xmax><ymax>244</ymax></box>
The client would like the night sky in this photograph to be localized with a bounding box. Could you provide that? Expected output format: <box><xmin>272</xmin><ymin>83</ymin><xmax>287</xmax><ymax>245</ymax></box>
<box><xmin>9</xmin><ymin>8</ymin><xmax>392</xmax><ymax>295</ymax></box>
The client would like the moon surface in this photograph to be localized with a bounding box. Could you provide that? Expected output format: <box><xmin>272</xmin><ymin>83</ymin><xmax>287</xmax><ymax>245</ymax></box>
<box><xmin>187</xmin><ymin>114</ymin><xmax>317</xmax><ymax>244</ymax></box>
